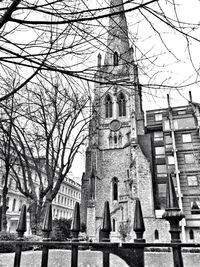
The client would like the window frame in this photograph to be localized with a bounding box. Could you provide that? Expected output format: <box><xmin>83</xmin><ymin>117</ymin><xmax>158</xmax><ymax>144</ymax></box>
<box><xmin>105</xmin><ymin>95</ymin><xmax>113</xmax><ymax>118</ymax></box>
<box><xmin>113</xmin><ymin>51</ymin><xmax>119</xmax><ymax>66</ymax></box>
<box><xmin>185</xmin><ymin>153</ymin><xmax>195</xmax><ymax>164</ymax></box>
<box><xmin>187</xmin><ymin>175</ymin><xmax>198</xmax><ymax>186</ymax></box>
<box><xmin>112</xmin><ymin>177</ymin><xmax>118</xmax><ymax>201</ymax></box>
<box><xmin>118</xmin><ymin>93</ymin><xmax>126</xmax><ymax>117</ymax></box>
<box><xmin>155</xmin><ymin>113</ymin><xmax>162</xmax><ymax>121</ymax></box>
<box><xmin>182</xmin><ymin>133</ymin><xmax>192</xmax><ymax>143</ymax></box>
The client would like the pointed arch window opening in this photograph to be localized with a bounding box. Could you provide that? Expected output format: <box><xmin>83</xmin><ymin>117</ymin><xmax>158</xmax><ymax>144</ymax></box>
<box><xmin>114</xmin><ymin>134</ymin><xmax>117</xmax><ymax>144</ymax></box>
<box><xmin>118</xmin><ymin>132</ymin><xmax>122</xmax><ymax>146</ymax></box>
<box><xmin>112</xmin><ymin>177</ymin><xmax>118</xmax><ymax>201</ymax></box>
<box><xmin>109</xmin><ymin>133</ymin><xmax>113</xmax><ymax>147</ymax></box>
<box><xmin>113</xmin><ymin>51</ymin><xmax>119</xmax><ymax>66</ymax></box>
<box><xmin>118</xmin><ymin>93</ymin><xmax>126</xmax><ymax>117</ymax></box>
<box><xmin>105</xmin><ymin>95</ymin><xmax>113</xmax><ymax>118</ymax></box>
<box><xmin>90</xmin><ymin>173</ymin><xmax>96</xmax><ymax>200</ymax></box>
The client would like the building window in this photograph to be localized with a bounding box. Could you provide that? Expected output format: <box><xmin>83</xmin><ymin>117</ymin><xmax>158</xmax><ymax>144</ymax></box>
<box><xmin>127</xmin><ymin>169</ymin><xmax>130</xmax><ymax>178</ymax></box>
<box><xmin>191</xmin><ymin>200</ymin><xmax>200</xmax><ymax>214</ymax></box>
<box><xmin>155</xmin><ymin>147</ymin><xmax>165</xmax><ymax>158</ymax></box>
<box><xmin>154</xmin><ymin>230</ymin><xmax>159</xmax><ymax>240</ymax></box>
<box><xmin>105</xmin><ymin>95</ymin><xmax>113</xmax><ymax>118</ymax></box>
<box><xmin>8</xmin><ymin>178</ymin><xmax>13</xmax><ymax>188</ymax></box>
<box><xmin>189</xmin><ymin>229</ymin><xmax>194</xmax><ymax>240</ymax></box>
<box><xmin>113</xmin><ymin>51</ymin><xmax>119</xmax><ymax>66</ymax></box>
<box><xmin>112</xmin><ymin>177</ymin><xmax>118</xmax><ymax>201</ymax></box>
<box><xmin>154</xmin><ymin>131</ymin><xmax>163</xmax><ymax>141</ymax></box>
<box><xmin>167</xmin><ymin>156</ymin><xmax>175</xmax><ymax>165</ymax></box>
<box><xmin>118</xmin><ymin>93</ymin><xmax>126</xmax><ymax>117</ymax></box>
<box><xmin>187</xmin><ymin>176</ymin><xmax>198</xmax><ymax>186</ymax></box>
<box><xmin>163</xmin><ymin>120</ymin><xmax>170</xmax><ymax>131</ymax></box>
<box><xmin>155</xmin><ymin>113</ymin><xmax>162</xmax><ymax>121</ymax></box>
<box><xmin>157</xmin><ymin>165</ymin><xmax>167</xmax><ymax>174</ymax></box>
<box><xmin>182</xmin><ymin>133</ymin><xmax>192</xmax><ymax>143</ymax></box>
<box><xmin>185</xmin><ymin>154</ymin><xmax>195</xmax><ymax>164</ymax></box>
<box><xmin>114</xmin><ymin>134</ymin><xmax>117</xmax><ymax>144</ymax></box>
<box><xmin>158</xmin><ymin>183</ymin><xmax>166</xmax><ymax>197</ymax></box>
<box><xmin>165</xmin><ymin>135</ymin><xmax>172</xmax><ymax>144</ymax></box>
<box><xmin>12</xmin><ymin>199</ymin><xmax>16</xmax><ymax>212</ymax></box>
<box><xmin>19</xmin><ymin>200</ymin><xmax>22</xmax><ymax>211</ymax></box>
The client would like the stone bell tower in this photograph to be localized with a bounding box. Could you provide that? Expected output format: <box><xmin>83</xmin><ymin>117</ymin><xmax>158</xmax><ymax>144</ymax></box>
<box><xmin>81</xmin><ymin>0</ymin><xmax>155</xmax><ymax>241</ymax></box>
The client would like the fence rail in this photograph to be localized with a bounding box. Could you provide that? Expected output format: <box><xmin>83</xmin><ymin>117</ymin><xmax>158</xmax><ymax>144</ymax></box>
<box><xmin>0</xmin><ymin>175</ymin><xmax>199</xmax><ymax>267</ymax></box>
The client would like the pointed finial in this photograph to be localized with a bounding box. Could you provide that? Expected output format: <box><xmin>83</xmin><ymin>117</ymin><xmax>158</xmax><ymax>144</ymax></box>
<box><xmin>42</xmin><ymin>203</ymin><xmax>52</xmax><ymax>239</ymax></box>
<box><xmin>133</xmin><ymin>199</ymin><xmax>145</xmax><ymax>242</ymax></box>
<box><xmin>163</xmin><ymin>174</ymin><xmax>185</xmax><ymax>242</ymax></box>
<box><xmin>16</xmin><ymin>205</ymin><xmax>26</xmax><ymax>238</ymax></box>
<box><xmin>101</xmin><ymin>201</ymin><xmax>111</xmax><ymax>242</ymax></box>
<box><xmin>166</xmin><ymin>174</ymin><xmax>179</xmax><ymax>209</ymax></box>
<box><xmin>71</xmin><ymin>202</ymin><xmax>80</xmax><ymax>241</ymax></box>
<box><xmin>102</xmin><ymin>201</ymin><xmax>111</xmax><ymax>232</ymax></box>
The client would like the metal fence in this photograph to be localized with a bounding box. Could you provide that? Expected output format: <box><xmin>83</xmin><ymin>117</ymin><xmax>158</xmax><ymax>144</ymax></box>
<box><xmin>0</xmin><ymin>175</ymin><xmax>199</xmax><ymax>267</ymax></box>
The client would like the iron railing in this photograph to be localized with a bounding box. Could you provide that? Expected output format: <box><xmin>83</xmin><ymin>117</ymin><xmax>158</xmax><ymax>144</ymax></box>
<box><xmin>0</xmin><ymin>175</ymin><xmax>199</xmax><ymax>267</ymax></box>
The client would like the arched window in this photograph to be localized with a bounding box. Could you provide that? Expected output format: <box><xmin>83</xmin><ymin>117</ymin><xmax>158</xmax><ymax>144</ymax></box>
<box><xmin>109</xmin><ymin>133</ymin><xmax>112</xmax><ymax>147</ymax></box>
<box><xmin>105</xmin><ymin>95</ymin><xmax>113</xmax><ymax>118</ymax></box>
<box><xmin>189</xmin><ymin>229</ymin><xmax>194</xmax><ymax>240</ymax></box>
<box><xmin>112</xmin><ymin>177</ymin><xmax>118</xmax><ymax>201</ymax></box>
<box><xmin>90</xmin><ymin>172</ymin><xmax>95</xmax><ymax>200</ymax></box>
<box><xmin>113</xmin><ymin>51</ymin><xmax>119</xmax><ymax>66</ymax></box>
<box><xmin>114</xmin><ymin>134</ymin><xmax>117</xmax><ymax>144</ymax></box>
<box><xmin>12</xmin><ymin>199</ymin><xmax>16</xmax><ymax>212</ymax></box>
<box><xmin>154</xmin><ymin>229</ymin><xmax>159</xmax><ymax>240</ymax></box>
<box><xmin>118</xmin><ymin>93</ymin><xmax>126</xmax><ymax>117</ymax></box>
<box><xmin>113</xmin><ymin>219</ymin><xmax>116</xmax><ymax>232</ymax></box>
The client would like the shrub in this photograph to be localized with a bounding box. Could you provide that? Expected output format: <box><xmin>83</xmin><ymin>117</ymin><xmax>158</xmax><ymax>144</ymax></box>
<box><xmin>0</xmin><ymin>232</ymin><xmax>17</xmax><ymax>253</ymax></box>
<box><xmin>0</xmin><ymin>232</ymin><xmax>43</xmax><ymax>253</ymax></box>
<box><xmin>51</xmin><ymin>218</ymin><xmax>72</xmax><ymax>241</ymax></box>
<box><xmin>23</xmin><ymin>235</ymin><xmax>43</xmax><ymax>251</ymax></box>
<box><xmin>118</xmin><ymin>219</ymin><xmax>131</xmax><ymax>242</ymax></box>
<box><xmin>80</xmin><ymin>222</ymin><xmax>86</xmax><ymax>233</ymax></box>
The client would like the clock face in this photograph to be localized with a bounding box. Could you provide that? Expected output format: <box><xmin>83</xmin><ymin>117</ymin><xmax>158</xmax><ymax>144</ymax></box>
<box><xmin>110</xmin><ymin>120</ymin><xmax>121</xmax><ymax>131</ymax></box>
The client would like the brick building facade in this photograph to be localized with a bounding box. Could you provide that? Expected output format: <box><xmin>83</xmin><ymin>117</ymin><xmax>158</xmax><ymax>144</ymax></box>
<box><xmin>81</xmin><ymin>0</ymin><xmax>200</xmax><ymax>242</ymax></box>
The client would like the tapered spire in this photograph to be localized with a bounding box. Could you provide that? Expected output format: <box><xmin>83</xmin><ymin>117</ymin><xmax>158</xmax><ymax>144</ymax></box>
<box><xmin>104</xmin><ymin>0</ymin><xmax>132</xmax><ymax>69</ymax></box>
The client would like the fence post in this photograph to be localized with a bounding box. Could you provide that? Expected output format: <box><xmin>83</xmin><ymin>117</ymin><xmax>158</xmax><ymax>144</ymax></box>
<box><xmin>101</xmin><ymin>201</ymin><xmax>111</xmax><ymax>267</ymax></box>
<box><xmin>163</xmin><ymin>174</ymin><xmax>185</xmax><ymax>267</ymax></box>
<box><xmin>71</xmin><ymin>202</ymin><xmax>80</xmax><ymax>267</ymax></box>
<box><xmin>133</xmin><ymin>199</ymin><xmax>145</xmax><ymax>267</ymax></box>
<box><xmin>41</xmin><ymin>203</ymin><xmax>52</xmax><ymax>267</ymax></box>
<box><xmin>13</xmin><ymin>204</ymin><xmax>26</xmax><ymax>267</ymax></box>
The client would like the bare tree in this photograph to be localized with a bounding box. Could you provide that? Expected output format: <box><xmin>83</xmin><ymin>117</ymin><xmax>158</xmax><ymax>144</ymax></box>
<box><xmin>0</xmin><ymin>73</ymin><xmax>91</xmax><ymax>233</ymax></box>
<box><xmin>1</xmin><ymin>0</ymin><xmax>198</xmax><ymax>102</ymax></box>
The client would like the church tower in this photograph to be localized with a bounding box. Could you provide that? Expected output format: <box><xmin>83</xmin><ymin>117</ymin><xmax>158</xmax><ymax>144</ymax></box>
<box><xmin>81</xmin><ymin>0</ymin><xmax>162</xmax><ymax>242</ymax></box>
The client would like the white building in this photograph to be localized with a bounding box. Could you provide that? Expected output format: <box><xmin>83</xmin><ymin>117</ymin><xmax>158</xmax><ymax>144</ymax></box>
<box><xmin>0</xmin><ymin>160</ymin><xmax>81</xmax><ymax>234</ymax></box>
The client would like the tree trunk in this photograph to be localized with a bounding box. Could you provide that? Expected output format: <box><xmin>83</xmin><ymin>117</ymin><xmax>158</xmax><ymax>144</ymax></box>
<box><xmin>28</xmin><ymin>200</ymin><xmax>38</xmax><ymax>235</ymax></box>
<box><xmin>2</xmin><ymin>184</ymin><xmax>8</xmax><ymax>231</ymax></box>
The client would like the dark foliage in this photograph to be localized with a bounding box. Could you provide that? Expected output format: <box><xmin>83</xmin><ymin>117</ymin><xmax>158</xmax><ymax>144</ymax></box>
<box><xmin>51</xmin><ymin>218</ymin><xmax>72</xmax><ymax>241</ymax></box>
